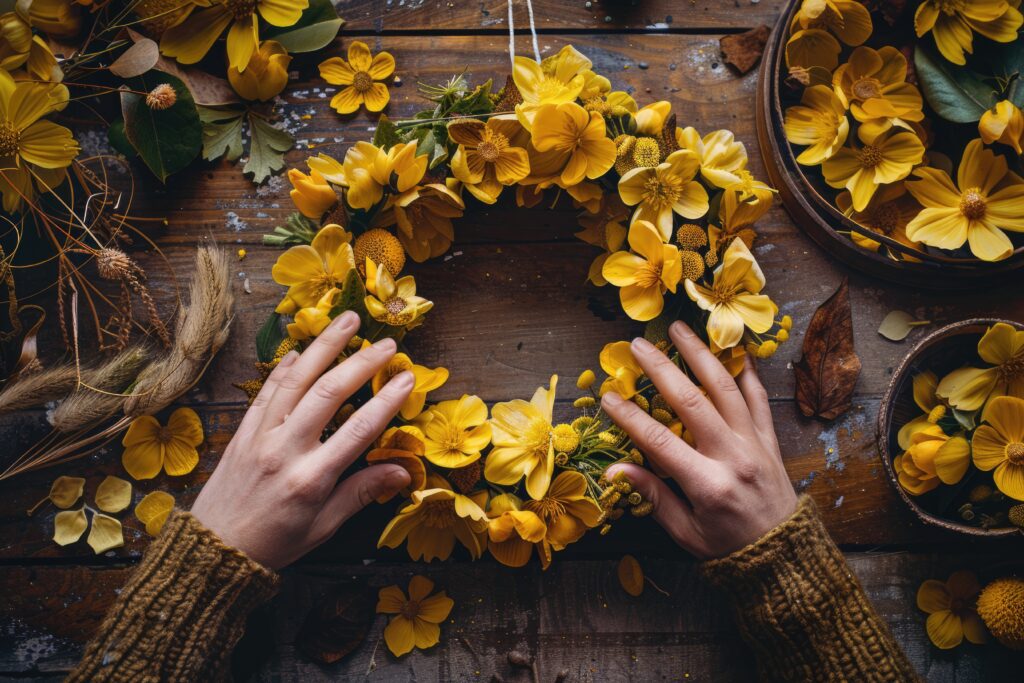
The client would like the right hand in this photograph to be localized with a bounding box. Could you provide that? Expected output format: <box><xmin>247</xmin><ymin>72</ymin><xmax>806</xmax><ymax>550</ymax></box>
<box><xmin>190</xmin><ymin>311</ymin><xmax>413</xmax><ymax>570</ymax></box>
<box><xmin>601</xmin><ymin>321</ymin><xmax>798</xmax><ymax>560</ymax></box>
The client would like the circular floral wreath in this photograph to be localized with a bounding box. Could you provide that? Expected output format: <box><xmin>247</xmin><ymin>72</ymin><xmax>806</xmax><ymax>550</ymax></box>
<box><xmin>248</xmin><ymin>43</ymin><xmax>792</xmax><ymax>570</ymax></box>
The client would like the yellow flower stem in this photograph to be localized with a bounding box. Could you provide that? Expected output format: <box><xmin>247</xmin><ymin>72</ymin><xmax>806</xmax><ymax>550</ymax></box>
<box><xmin>26</xmin><ymin>495</ymin><xmax>49</xmax><ymax>516</ymax></box>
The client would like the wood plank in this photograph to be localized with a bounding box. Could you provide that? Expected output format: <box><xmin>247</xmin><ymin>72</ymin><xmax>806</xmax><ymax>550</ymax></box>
<box><xmin>1</xmin><ymin>556</ymin><xmax>1018</xmax><ymax>680</ymax></box>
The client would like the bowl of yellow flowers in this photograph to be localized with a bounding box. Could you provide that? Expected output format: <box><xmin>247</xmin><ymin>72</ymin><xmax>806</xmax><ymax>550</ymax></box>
<box><xmin>878</xmin><ymin>318</ymin><xmax>1024</xmax><ymax>537</ymax></box>
<box><xmin>757</xmin><ymin>0</ymin><xmax>1024</xmax><ymax>289</ymax></box>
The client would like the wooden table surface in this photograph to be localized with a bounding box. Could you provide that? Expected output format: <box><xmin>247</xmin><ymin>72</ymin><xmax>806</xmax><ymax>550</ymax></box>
<box><xmin>2</xmin><ymin>1</ymin><xmax>1023</xmax><ymax>680</ymax></box>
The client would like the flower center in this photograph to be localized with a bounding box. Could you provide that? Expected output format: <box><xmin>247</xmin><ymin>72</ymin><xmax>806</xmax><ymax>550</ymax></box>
<box><xmin>224</xmin><ymin>0</ymin><xmax>255</xmax><ymax>21</ymax></box>
<box><xmin>634</xmin><ymin>260</ymin><xmax>663</xmax><ymax>289</ymax></box>
<box><xmin>643</xmin><ymin>173</ymin><xmax>682</xmax><ymax>209</ymax></box>
<box><xmin>383</xmin><ymin>296</ymin><xmax>412</xmax><ymax>325</ymax></box>
<box><xmin>851</xmin><ymin>77</ymin><xmax>882</xmax><ymax>101</ymax></box>
<box><xmin>524</xmin><ymin>497</ymin><xmax>566</xmax><ymax>525</ymax></box>
<box><xmin>477</xmin><ymin>130</ymin><xmax>509</xmax><ymax>163</ymax></box>
<box><xmin>998</xmin><ymin>354</ymin><xmax>1024</xmax><ymax>384</ymax></box>
<box><xmin>959</xmin><ymin>188</ymin><xmax>987</xmax><ymax>220</ymax></box>
<box><xmin>523</xmin><ymin>419</ymin><xmax>553</xmax><ymax>459</ymax></box>
<box><xmin>535</xmin><ymin>76</ymin><xmax>568</xmax><ymax>101</ymax></box>
<box><xmin>711</xmin><ymin>281</ymin><xmax>741</xmax><ymax>306</ymax></box>
<box><xmin>382</xmin><ymin>356</ymin><xmax>414</xmax><ymax>383</ymax></box>
<box><xmin>1006</xmin><ymin>442</ymin><xmax>1024</xmax><ymax>465</ymax></box>
<box><xmin>421</xmin><ymin>499</ymin><xmax>457</xmax><ymax>528</ymax></box>
<box><xmin>400</xmin><ymin>600</ymin><xmax>420</xmax><ymax>619</ymax></box>
<box><xmin>440</xmin><ymin>422</ymin><xmax>467</xmax><ymax>455</ymax></box>
<box><xmin>857</xmin><ymin>145</ymin><xmax>882</xmax><ymax>169</ymax></box>
<box><xmin>934</xmin><ymin>0</ymin><xmax>966</xmax><ymax>16</ymax></box>
<box><xmin>869</xmin><ymin>203</ymin><xmax>901</xmax><ymax>234</ymax></box>
<box><xmin>353</xmin><ymin>71</ymin><xmax>374</xmax><ymax>93</ymax></box>
<box><xmin>156</xmin><ymin>427</ymin><xmax>175</xmax><ymax>444</ymax></box>
<box><xmin>0</xmin><ymin>121</ymin><xmax>20</xmax><ymax>158</ymax></box>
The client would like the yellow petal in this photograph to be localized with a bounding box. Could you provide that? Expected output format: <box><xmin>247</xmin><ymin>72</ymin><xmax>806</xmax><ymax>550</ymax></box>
<box><xmin>122</xmin><ymin>442</ymin><xmax>163</xmax><ymax>481</ymax></box>
<box><xmin>48</xmin><ymin>475</ymin><xmax>85</xmax><ymax>509</ymax></box>
<box><xmin>329</xmin><ymin>85</ymin><xmax>363</xmax><ymax>114</ymax></box>
<box><xmin>122</xmin><ymin>415</ymin><xmax>161</xmax><ymax>446</ymax></box>
<box><xmin>134</xmin><ymin>491</ymin><xmax>175</xmax><ymax>536</ymax></box>
<box><xmin>53</xmin><ymin>508</ymin><xmax>87</xmax><ymax>546</ymax></box>
<box><xmin>408</xmin><ymin>574</ymin><xmax>435</xmax><ymax>601</ymax></box>
<box><xmin>362</xmin><ymin>82</ymin><xmax>390</xmax><ymax>112</ymax></box>
<box><xmin>933</xmin><ymin>436</ymin><xmax>970</xmax><ymax>484</ymax></box>
<box><xmin>416</xmin><ymin>592</ymin><xmax>454</xmax><ymax>623</ymax></box>
<box><xmin>318</xmin><ymin>56</ymin><xmax>355</xmax><ymax>85</ymax></box>
<box><xmin>87</xmin><ymin>513</ymin><xmax>124</xmax><ymax>554</ymax></box>
<box><xmin>368</xmin><ymin>51</ymin><xmax>395</xmax><ymax>80</ymax></box>
<box><xmin>994</xmin><ymin>461</ymin><xmax>1024</xmax><ymax>501</ymax></box>
<box><xmin>926</xmin><ymin>610</ymin><xmax>964</xmax><ymax>649</ymax></box>
<box><xmin>159</xmin><ymin>7</ymin><xmax>232</xmax><ymax>65</ymax></box>
<box><xmin>376</xmin><ymin>584</ymin><xmax>407</xmax><ymax>614</ymax></box>
<box><xmin>617</xmin><ymin>554</ymin><xmax>644</xmax><ymax>596</ymax></box>
<box><xmin>384</xmin><ymin>615</ymin><xmax>416</xmax><ymax>656</ymax></box>
<box><xmin>225</xmin><ymin>14</ymin><xmax>258</xmax><ymax>71</ymax></box>
<box><xmin>94</xmin><ymin>475</ymin><xmax>132</xmax><ymax>513</ymax></box>
<box><xmin>168</xmin><ymin>407</ymin><xmax>204</xmax><ymax>446</ymax></box>
<box><xmin>347</xmin><ymin>41</ymin><xmax>373</xmax><ymax>72</ymax></box>
<box><xmin>412</xmin><ymin>617</ymin><xmax>441</xmax><ymax>649</ymax></box>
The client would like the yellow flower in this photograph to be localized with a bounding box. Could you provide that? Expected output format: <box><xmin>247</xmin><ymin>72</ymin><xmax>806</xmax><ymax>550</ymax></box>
<box><xmin>783</xmin><ymin>85</ymin><xmax>850</xmax><ymax>165</ymax></box>
<box><xmin>787</xmin><ymin>0</ymin><xmax>872</xmax><ymax>69</ymax></box>
<box><xmin>602</xmin><ymin>220</ymin><xmax>683</xmax><ymax>322</ymax></box>
<box><xmin>786</xmin><ymin>28</ymin><xmax>842</xmax><ymax>71</ymax></box>
<box><xmin>286</xmin><ymin>286</ymin><xmax>338</xmax><ymax>340</ymax></box>
<box><xmin>522</xmin><ymin>470</ymin><xmax>602</xmax><ymax>569</ymax></box>
<box><xmin>684</xmin><ymin>238</ymin><xmax>777</xmax><ymax>349</ymax></box>
<box><xmin>976</xmin><ymin>577</ymin><xmax>1024</xmax><ymax>649</ymax></box>
<box><xmin>513</xmin><ymin>45</ymin><xmax>588</xmax><ymax>110</ymax></box>
<box><xmin>917</xmin><ymin>571</ymin><xmax>987</xmax><ymax>649</ymax></box>
<box><xmin>979</xmin><ymin>100</ymin><xmax>1024</xmax><ymax>154</ymax></box>
<box><xmin>0</xmin><ymin>74</ymin><xmax>78</xmax><ymax>213</ymax></box>
<box><xmin>342</xmin><ymin>141</ymin><xmax>426</xmax><ymax>210</ymax></box>
<box><xmin>972</xmin><ymin>395</ymin><xmax>1024</xmax><ymax>501</ymax></box>
<box><xmin>376</xmin><ymin>575</ymin><xmax>454</xmax><ymax>657</ymax></box>
<box><xmin>161</xmin><ymin>0</ymin><xmax>307</xmax><ymax>70</ymax></box>
<box><xmin>486</xmin><ymin>493</ymin><xmax>548</xmax><ymax>568</ymax></box>
<box><xmin>414</xmin><ymin>395</ymin><xmax>493</xmax><ymax>469</ymax></box>
<box><xmin>634</xmin><ymin>100</ymin><xmax>671</xmax><ymax>136</ymax></box>
<box><xmin>364</xmin><ymin>260</ymin><xmax>432</xmax><ymax>327</ymax></box>
<box><xmin>905</xmin><ymin>139</ymin><xmax>1024</xmax><ymax>261</ymax></box>
<box><xmin>617</xmin><ymin>149</ymin><xmax>709</xmax><ymax>240</ymax></box>
<box><xmin>937</xmin><ymin>323</ymin><xmax>1024</xmax><ymax>411</ymax></box>
<box><xmin>24</xmin><ymin>0</ymin><xmax>81</xmax><ymax>39</ymax></box>
<box><xmin>271</xmin><ymin>224</ymin><xmax>354</xmax><ymax>308</ymax></box>
<box><xmin>598</xmin><ymin>341</ymin><xmax>643</xmax><ymax>399</ymax></box>
<box><xmin>822</xmin><ymin>130</ymin><xmax>925</xmax><ymax>211</ymax></box>
<box><xmin>836</xmin><ymin>183</ymin><xmax>923</xmax><ymax>256</ymax></box>
<box><xmin>121</xmin><ymin>407</ymin><xmax>204</xmax><ymax>480</ymax></box>
<box><xmin>306</xmin><ymin>152</ymin><xmax>347</xmax><ymax>184</ymax></box>
<box><xmin>319</xmin><ymin>41</ymin><xmax>394</xmax><ymax>114</ymax></box>
<box><xmin>915</xmin><ymin>0</ymin><xmax>1022</xmax><ymax>66</ymax></box>
<box><xmin>0</xmin><ymin>12</ymin><xmax>32</xmax><ymax>71</ymax></box>
<box><xmin>896</xmin><ymin>370</ymin><xmax>947</xmax><ymax>450</ymax></box>
<box><xmin>675</xmin><ymin>127</ymin><xmax>749</xmax><ymax>189</ymax></box>
<box><xmin>288</xmin><ymin>168</ymin><xmax>336</xmax><ymax>218</ymax></box>
<box><xmin>718</xmin><ymin>185</ymin><xmax>774</xmax><ymax>235</ymax></box>
<box><xmin>897</xmin><ymin>424</ymin><xmax>971</xmax><ymax>493</ymax></box>
<box><xmin>576</xmin><ymin>194</ymin><xmax>629</xmax><ymax>286</ymax></box>
<box><xmin>365</xmin><ymin>426</ymin><xmax>427</xmax><ymax>502</ymax></box>
<box><xmin>529</xmin><ymin>102</ymin><xmax>616</xmax><ymax>187</ymax></box>
<box><xmin>377</xmin><ymin>475</ymin><xmax>490</xmax><ymax>561</ymax></box>
<box><xmin>485</xmin><ymin>375</ymin><xmax>558</xmax><ymax>500</ymax></box>
<box><xmin>227</xmin><ymin>40</ymin><xmax>291</xmax><ymax>101</ymax></box>
<box><xmin>393</xmin><ymin>182</ymin><xmax>464</xmax><ymax>262</ymax></box>
<box><xmin>368</xmin><ymin>343</ymin><xmax>449</xmax><ymax>420</ymax></box>
<box><xmin>448</xmin><ymin>115</ymin><xmax>530</xmax><ymax>204</ymax></box>
<box><xmin>832</xmin><ymin>46</ymin><xmax>924</xmax><ymax>138</ymax></box>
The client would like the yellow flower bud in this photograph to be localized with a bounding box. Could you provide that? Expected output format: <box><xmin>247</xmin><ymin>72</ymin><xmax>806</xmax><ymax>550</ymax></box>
<box><xmin>776</xmin><ymin>328</ymin><xmax>789</xmax><ymax>342</ymax></box>
<box><xmin>756</xmin><ymin>340</ymin><xmax>778</xmax><ymax>358</ymax></box>
<box><xmin>228</xmin><ymin>40</ymin><xmax>292</xmax><ymax>102</ymax></box>
<box><xmin>576</xmin><ymin>369</ymin><xmax>596</xmax><ymax>390</ymax></box>
<box><xmin>780</xmin><ymin>315</ymin><xmax>793</xmax><ymax>330</ymax></box>
<box><xmin>237</xmin><ymin>248</ymin><xmax>247</xmax><ymax>260</ymax></box>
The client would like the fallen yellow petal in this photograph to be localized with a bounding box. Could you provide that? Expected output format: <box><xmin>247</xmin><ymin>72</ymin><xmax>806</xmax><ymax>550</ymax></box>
<box><xmin>135</xmin><ymin>491</ymin><xmax>176</xmax><ymax>537</ymax></box>
<box><xmin>53</xmin><ymin>508</ymin><xmax>87</xmax><ymax>546</ymax></box>
<box><xmin>94</xmin><ymin>475</ymin><xmax>132</xmax><ymax>513</ymax></box>
<box><xmin>87</xmin><ymin>513</ymin><xmax>124</xmax><ymax>554</ymax></box>
<box><xmin>48</xmin><ymin>475</ymin><xmax>85</xmax><ymax>509</ymax></box>
<box><xmin>618</xmin><ymin>554</ymin><xmax>644</xmax><ymax>597</ymax></box>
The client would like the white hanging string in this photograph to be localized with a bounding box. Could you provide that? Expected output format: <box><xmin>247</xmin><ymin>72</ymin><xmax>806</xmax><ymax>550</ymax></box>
<box><xmin>507</xmin><ymin>0</ymin><xmax>541</xmax><ymax>69</ymax></box>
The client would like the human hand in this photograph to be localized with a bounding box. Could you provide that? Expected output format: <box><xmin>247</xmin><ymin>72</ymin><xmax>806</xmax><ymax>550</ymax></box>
<box><xmin>601</xmin><ymin>321</ymin><xmax>797</xmax><ymax>560</ymax></box>
<box><xmin>190</xmin><ymin>311</ymin><xmax>413</xmax><ymax>569</ymax></box>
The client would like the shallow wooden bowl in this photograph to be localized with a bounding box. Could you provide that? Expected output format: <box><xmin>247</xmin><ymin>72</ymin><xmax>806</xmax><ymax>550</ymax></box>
<box><xmin>756</xmin><ymin>0</ymin><xmax>1024</xmax><ymax>289</ymax></box>
<box><xmin>877</xmin><ymin>318</ymin><xmax>1024</xmax><ymax>538</ymax></box>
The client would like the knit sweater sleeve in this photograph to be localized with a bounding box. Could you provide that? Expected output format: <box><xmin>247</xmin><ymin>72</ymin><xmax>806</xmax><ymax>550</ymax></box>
<box><xmin>702</xmin><ymin>495</ymin><xmax>920</xmax><ymax>683</ymax></box>
<box><xmin>68</xmin><ymin>510</ymin><xmax>280</xmax><ymax>683</ymax></box>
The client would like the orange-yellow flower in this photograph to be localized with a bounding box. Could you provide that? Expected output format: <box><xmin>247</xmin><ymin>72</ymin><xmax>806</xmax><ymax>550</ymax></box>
<box><xmin>377</xmin><ymin>475</ymin><xmax>489</xmax><ymax>561</ymax></box>
<box><xmin>896</xmin><ymin>370</ymin><xmax>947</xmax><ymax>450</ymax></box>
<box><xmin>288</xmin><ymin>168</ymin><xmax>336</xmax><ymax>218</ymax></box>
<box><xmin>522</xmin><ymin>471</ymin><xmax>603</xmax><ymax>569</ymax></box>
<box><xmin>319</xmin><ymin>41</ymin><xmax>395</xmax><ymax>114</ymax></box>
<box><xmin>271</xmin><ymin>224</ymin><xmax>354</xmax><ymax>308</ymax></box>
<box><xmin>448</xmin><ymin>115</ymin><xmax>530</xmax><ymax>204</ymax></box>
<box><xmin>376</xmin><ymin>575</ymin><xmax>454</xmax><ymax>657</ymax></box>
<box><xmin>513</xmin><ymin>45</ymin><xmax>589</xmax><ymax>110</ymax></box>
<box><xmin>414</xmin><ymin>395</ymin><xmax>492</xmax><ymax>469</ymax></box>
<box><xmin>617</xmin><ymin>149</ymin><xmax>709</xmax><ymax>240</ymax></box>
<box><xmin>783</xmin><ymin>85</ymin><xmax>850</xmax><ymax>166</ymax></box>
<box><xmin>917</xmin><ymin>571</ymin><xmax>988</xmax><ymax>649</ymax></box>
<box><xmin>486</xmin><ymin>493</ymin><xmax>547</xmax><ymax>568</ymax></box>
<box><xmin>602</xmin><ymin>219</ymin><xmax>683</xmax><ymax>322</ymax></box>
<box><xmin>675</xmin><ymin>126</ymin><xmax>749</xmax><ymax>189</ymax></box>
<box><xmin>392</xmin><ymin>182</ymin><xmax>465</xmax><ymax>262</ymax></box>
<box><xmin>895</xmin><ymin>424</ymin><xmax>970</xmax><ymax>494</ymax></box>
<box><xmin>598</xmin><ymin>341</ymin><xmax>643</xmax><ymax>399</ymax></box>
<box><xmin>367</xmin><ymin>343</ymin><xmax>448</xmax><ymax>420</ymax></box>
<box><xmin>836</xmin><ymin>183</ymin><xmax>922</xmax><ymax>256</ymax></box>
<box><xmin>286</xmin><ymin>287</ymin><xmax>338</xmax><ymax>340</ymax></box>
<box><xmin>365</xmin><ymin>426</ymin><xmax>427</xmax><ymax>502</ymax></box>
<box><xmin>364</xmin><ymin>260</ymin><xmax>432</xmax><ymax>328</ymax></box>
<box><xmin>937</xmin><ymin>323</ymin><xmax>1024</xmax><ymax>410</ymax></box>
<box><xmin>342</xmin><ymin>141</ymin><xmax>426</xmax><ymax>211</ymax></box>
<box><xmin>227</xmin><ymin>40</ymin><xmax>291</xmax><ymax>102</ymax></box>
<box><xmin>832</xmin><ymin>46</ymin><xmax>924</xmax><ymax>138</ymax></box>
<box><xmin>971</xmin><ymin>396</ymin><xmax>1024</xmax><ymax>501</ymax></box>
<box><xmin>822</xmin><ymin>129</ymin><xmax>925</xmax><ymax>211</ymax></box>
<box><xmin>915</xmin><ymin>0</ymin><xmax>1022</xmax><ymax>66</ymax></box>
<box><xmin>485</xmin><ymin>376</ymin><xmax>558</xmax><ymax>500</ymax></box>
<box><xmin>529</xmin><ymin>102</ymin><xmax>616</xmax><ymax>187</ymax></box>
<box><xmin>786</xmin><ymin>0</ymin><xmax>872</xmax><ymax>69</ymax></box>
<box><xmin>121</xmin><ymin>407</ymin><xmax>204</xmax><ymax>480</ymax></box>
<box><xmin>979</xmin><ymin>100</ymin><xmax>1024</xmax><ymax>154</ymax></box>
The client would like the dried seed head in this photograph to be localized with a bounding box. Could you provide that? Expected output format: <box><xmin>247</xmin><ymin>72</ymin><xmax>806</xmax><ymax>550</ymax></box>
<box><xmin>145</xmin><ymin>83</ymin><xmax>177</xmax><ymax>110</ymax></box>
<box><xmin>96</xmin><ymin>248</ymin><xmax>134</xmax><ymax>280</ymax></box>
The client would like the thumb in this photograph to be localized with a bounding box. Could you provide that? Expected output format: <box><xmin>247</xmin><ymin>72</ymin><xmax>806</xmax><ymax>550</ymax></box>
<box><xmin>605</xmin><ymin>463</ymin><xmax>705</xmax><ymax>558</ymax></box>
<box><xmin>311</xmin><ymin>465</ymin><xmax>411</xmax><ymax>540</ymax></box>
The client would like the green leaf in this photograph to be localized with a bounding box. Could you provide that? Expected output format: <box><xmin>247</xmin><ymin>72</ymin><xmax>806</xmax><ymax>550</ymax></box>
<box><xmin>266</xmin><ymin>0</ymin><xmax>344</xmax><ymax>53</ymax></box>
<box><xmin>329</xmin><ymin>268</ymin><xmax>368</xmax><ymax>322</ymax></box>
<box><xmin>244</xmin><ymin>113</ymin><xmax>293</xmax><ymax>184</ymax></box>
<box><xmin>121</xmin><ymin>70</ymin><xmax>203</xmax><ymax>182</ymax></box>
<box><xmin>198</xmin><ymin>106</ymin><xmax>245</xmax><ymax>162</ymax></box>
<box><xmin>372</xmin><ymin>114</ymin><xmax>404</xmax><ymax>148</ymax></box>
<box><xmin>263</xmin><ymin>212</ymin><xmax>319</xmax><ymax>246</ymax></box>
<box><xmin>108</xmin><ymin>120</ymin><xmax>135</xmax><ymax>157</ymax></box>
<box><xmin>914</xmin><ymin>44</ymin><xmax>993</xmax><ymax>123</ymax></box>
<box><xmin>256</xmin><ymin>312</ymin><xmax>286</xmax><ymax>363</ymax></box>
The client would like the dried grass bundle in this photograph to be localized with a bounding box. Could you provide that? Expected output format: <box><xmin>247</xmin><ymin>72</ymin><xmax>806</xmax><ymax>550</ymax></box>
<box><xmin>50</xmin><ymin>346</ymin><xmax>149</xmax><ymax>432</ymax></box>
<box><xmin>0</xmin><ymin>365</ymin><xmax>81</xmax><ymax>415</ymax></box>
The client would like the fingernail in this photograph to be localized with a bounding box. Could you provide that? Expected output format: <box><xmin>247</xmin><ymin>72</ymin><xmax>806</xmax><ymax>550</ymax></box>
<box><xmin>670</xmin><ymin>320</ymin><xmax>694</xmax><ymax>337</ymax></box>
<box><xmin>373</xmin><ymin>337</ymin><xmax>397</xmax><ymax>352</ymax></box>
<box><xmin>392</xmin><ymin>370</ymin><xmax>414</xmax><ymax>389</ymax></box>
<box><xmin>383</xmin><ymin>466</ymin><xmax>411</xmax><ymax>491</ymax></box>
<box><xmin>329</xmin><ymin>310</ymin><xmax>359</xmax><ymax>330</ymax></box>
<box><xmin>278</xmin><ymin>350</ymin><xmax>299</xmax><ymax>367</ymax></box>
<box><xmin>631</xmin><ymin>337</ymin><xmax>655</xmax><ymax>354</ymax></box>
<box><xmin>602</xmin><ymin>391</ymin><xmax>622</xmax><ymax>406</ymax></box>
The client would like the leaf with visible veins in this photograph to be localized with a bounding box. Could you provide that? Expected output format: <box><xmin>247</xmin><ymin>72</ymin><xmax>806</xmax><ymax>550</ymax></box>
<box><xmin>794</xmin><ymin>278</ymin><xmax>862</xmax><ymax>420</ymax></box>
<box><xmin>296</xmin><ymin>583</ymin><xmax>374</xmax><ymax>665</ymax></box>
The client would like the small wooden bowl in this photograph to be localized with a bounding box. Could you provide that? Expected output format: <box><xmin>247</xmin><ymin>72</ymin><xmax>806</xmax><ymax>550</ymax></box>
<box><xmin>877</xmin><ymin>318</ymin><xmax>1024</xmax><ymax>538</ymax></box>
<box><xmin>756</xmin><ymin>0</ymin><xmax>1024</xmax><ymax>289</ymax></box>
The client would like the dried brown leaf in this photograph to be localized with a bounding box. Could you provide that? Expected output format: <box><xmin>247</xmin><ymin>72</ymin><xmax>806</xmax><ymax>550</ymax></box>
<box><xmin>720</xmin><ymin>25</ymin><xmax>771</xmax><ymax>75</ymax></box>
<box><xmin>793</xmin><ymin>278</ymin><xmax>862</xmax><ymax>420</ymax></box>
<box><xmin>296</xmin><ymin>583</ymin><xmax>375</xmax><ymax>665</ymax></box>
<box><xmin>109</xmin><ymin>38</ymin><xmax>160</xmax><ymax>78</ymax></box>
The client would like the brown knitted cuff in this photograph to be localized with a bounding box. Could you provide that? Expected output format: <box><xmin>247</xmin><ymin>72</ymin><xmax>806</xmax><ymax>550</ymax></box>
<box><xmin>702</xmin><ymin>495</ymin><xmax>920</xmax><ymax>682</ymax></box>
<box><xmin>68</xmin><ymin>510</ymin><xmax>280</xmax><ymax>683</ymax></box>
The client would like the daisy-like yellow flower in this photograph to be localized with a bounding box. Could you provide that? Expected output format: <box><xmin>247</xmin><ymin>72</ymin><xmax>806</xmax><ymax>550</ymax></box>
<box><xmin>287</xmin><ymin>168</ymin><xmax>336</xmax><ymax>218</ymax></box>
<box><xmin>271</xmin><ymin>224</ymin><xmax>354</xmax><ymax>309</ymax></box>
<box><xmin>367</xmin><ymin>342</ymin><xmax>448</xmax><ymax>420</ymax></box>
<box><xmin>972</xmin><ymin>395</ymin><xmax>1024</xmax><ymax>500</ymax></box>
<box><xmin>832</xmin><ymin>46</ymin><xmax>924</xmax><ymax>139</ymax></box>
<box><xmin>486</xmin><ymin>493</ymin><xmax>548</xmax><ymax>568</ymax></box>
<box><xmin>376</xmin><ymin>576</ymin><xmax>454</xmax><ymax>657</ymax></box>
<box><xmin>915</xmin><ymin>0</ymin><xmax>1023</xmax><ymax>66</ymax></box>
<box><xmin>783</xmin><ymin>85</ymin><xmax>850</xmax><ymax>166</ymax></box>
<box><xmin>917</xmin><ymin>571</ymin><xmax>988</xmax><ymax>649</ymax></box>
<box><xmin>485</xmin><ymin>375</ymin><xmax>558</xmax><ymax>500</ymax></box>
<box><xmin>121</xmin><ymin>407</ymin><xmax>204</xmax><ymax>480</ymax></box>
<box><xmin>684</xmin><ymin>237</ymin><xmax>777</xmax><ymax>349</ymax></box>
<box><xmin>979</xmin><ymin>100</ymin><xmax>1024</xmax><ymax>155</ymax></box>
<box><xmin>319</xmin><ymin>41</ymin><xmax>395</xmax><ymax>114</ymax></box>
<box><xmin>414</xmin><ymin>395</ymin><xmax>493</xmax><ymax>469</ymax></box>
<box><xmin>286</xmin><ymin>287</ymin><xmax>338</xmax><ymax>340</ymax></box>
<box><xmin>227</xmin><ymin>39</ymin><xmax>291</xmax><ymax>102</ymax></box>
<box><xmin>513</xmin><ymin>45</ymin><xmax>589</xmax><ymax>109</ymax></box>
<box><xmin>576</xmin><ymin>194</ymin><xmax>629</xmax><ymax>286</ymax></box>
<box><xmin>836</xmin><ymin>184</ymin><xmax>923</xmax><ymax>256</ymax></box>
<box><xmin>160</xmin><ymin>0</ymin><xmax>308</xmax><ymax>70</ymax></box>
<box><xmin>718</xmin><ymin>185</ymin><xmax>774</xmax><ymax>236</ymax></box>
<box><xmin>377</xmin><ymin>474</ymin><xmax>490</xmax><ymax>561</ymax></box>
<box><xmin>364</xmin><ymin>259</ymin><xmax>432</xmax><ymax>328</ymax></box>
<box><xmin>675</xmin><ymin>127</ymin><xmax>749</xmax><ymax>189</ymax></box>
<box><xmin>448</xmin><ymin>115</ymin><xmax>530</xmax><ymax>204</ymax></box>
<box><xmin>598</xmin><ymin>340</ymin><xmax>643</xmax><ymax>399</ymax></box>
<box><xmin>822</xmin><ymin>129</ymin><xmax>925</xmax><ymax>212</ymax></box>
<box><xmin>343</xmin><ymin>141</ymin><xmax>427</xmax><ymax>211</ymax></box>
<box><xmin>529</xmin><ymin>102</ymin><xmax>616</xmax><ymax>188</ymax></box>
<box><xmin>617</xmin><ymin>149</ymin><xmax>709</xmax><ymax>240</ymax></box>
<box><xmin>937</xmin><ymin>323</ymin><xmax>1024</xmax><ymax>411</ymax></box>
<box><xmin>365</xmin><ymin>426</ymin><xmax>427</xmax><ymax>502</ymax></box>
<box><xmin>392</xmin><ymin>182</ymin><xmax>465</xmax><ymax>262</ymax></box>
<box><xmin>602</xmin><ymin>219</ymin><xmax>683</xmax><ymax>322</ymax></box>
<box><xmin>787</xmin><ymin>0</ymin><xmax>872</xmax><ymax>69</ymax></box>
<box><xmin>522</xmin><ymin>470</ymin><xmax>603</xmax><ymax>569</ymax></box>
<box><xmin>896</xmin><ymin>370</ymin><xmax>947</xmax><ymax>450</ymax></box>
<box><xmin>0</xmin><ymin>74</ymin><xmax>78</xmax><ymax>213</ymax></box>
<box><xmin>905</xmin><ymin>139</ymin><xmax>1024</xmax><ymax>262</ymax></box>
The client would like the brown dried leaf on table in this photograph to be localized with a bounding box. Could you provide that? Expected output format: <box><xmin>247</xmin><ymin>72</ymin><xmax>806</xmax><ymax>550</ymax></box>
<box><xmin>793</xmin><ymin>278</ymin><xmax>862</xmax><ymax>420</ymax></box>
<box><xmin>296</xmin><ymin>582</ymin><xmax>375</xmax><ymax>665</ymax></box>
<box><xmin>618</xmin><ymin>554</ymin><xmax>644</xmax><ymax>597</ymax></box>
<box><xmin>719</xmin><ymin>25</ymin><xmax>771</xmax><ymax>75</ymax></box>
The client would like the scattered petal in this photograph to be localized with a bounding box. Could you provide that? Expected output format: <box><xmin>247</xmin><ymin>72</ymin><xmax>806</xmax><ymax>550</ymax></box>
<box><xmin>618</xmin><ymin>554</ymin><xmax>644</xmax><ymax>596</ymax></box>
<box><xmin>95</xmin><ymin>476</ymin><xmax>133</xmax><ymax>513</ymax></box>
<box><xmin>48</xmin><ymin>476</ymin><xmax>85</xmax><ymax>509</ymax></box>
<box><xmin>134</xmin><ymin>491</ymin><xmax>176</xmax><ymax>537</ymax></box>
<box><xmin>87</xmin><ymin>513</ymin><xmax>124</xmax><ymax>554</ymax></box>
<box><xmin>879</xmin><ymin>310</ymin><xmax>929</xmax><ymax>341</ymax></box>
<box><xmin>53</xmin><ymin>508</ymin><xmax>87</xmax><ymax>546</ymax></box>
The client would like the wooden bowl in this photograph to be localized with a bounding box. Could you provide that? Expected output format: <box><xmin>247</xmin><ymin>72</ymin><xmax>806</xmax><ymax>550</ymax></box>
<box><xmin>877</xmin><ymin>318</ymin><xmax>1024</xmax><ymax>538</ymax></box>
<box><xmin>755</xmin><ymin>0</ymin><xmax>1024</xmax><ymax>289</ymax></box>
